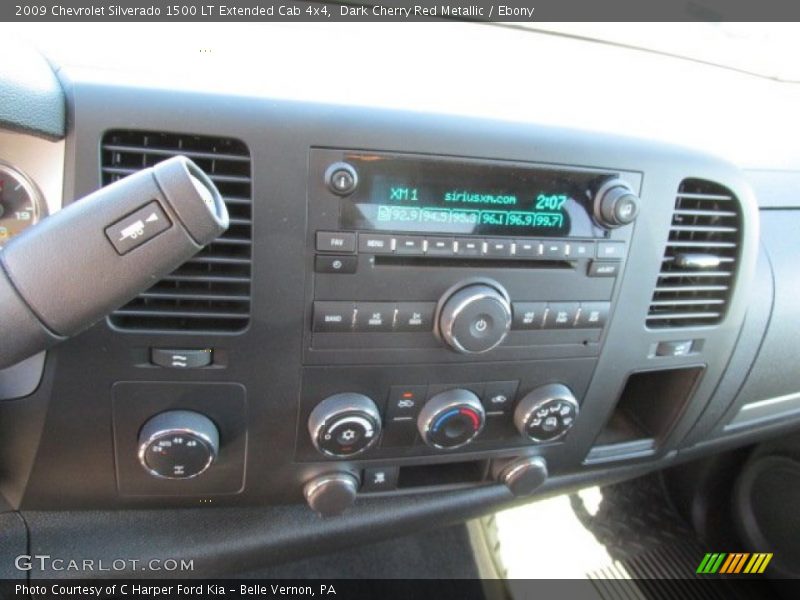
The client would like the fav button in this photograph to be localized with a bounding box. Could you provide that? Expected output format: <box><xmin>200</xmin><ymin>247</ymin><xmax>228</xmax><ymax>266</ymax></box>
<box><xmin>316</xmin><ymin>231</ymin><xmax>356</xmax><ymax>253</ymax></box>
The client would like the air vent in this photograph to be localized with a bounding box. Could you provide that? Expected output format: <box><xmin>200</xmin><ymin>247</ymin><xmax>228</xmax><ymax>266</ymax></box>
<box><xmin>102</xmin><ymin>130</ymin><xmax>252</xmax><ymax>332</ymax></box>
<box><xmin>646</xmin><ymin>178</ymin><xmax>741</xmax><ymax>328</ymax></box>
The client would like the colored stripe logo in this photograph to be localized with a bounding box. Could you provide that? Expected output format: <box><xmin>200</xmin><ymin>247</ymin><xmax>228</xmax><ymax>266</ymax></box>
<box><xmin>696</xmin><ymin>552</ymin><xmax>773</xmax><ymax>574</ymax></box>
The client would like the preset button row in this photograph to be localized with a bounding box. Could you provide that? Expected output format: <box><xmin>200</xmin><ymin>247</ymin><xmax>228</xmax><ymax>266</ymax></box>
<box><xmin>512</xmin><ymin>301</ymin><xmax>610</xmax><ymax>330</ymax></box>
<box><xmin>317</xmin><ymin>231</ymin><xmax>625</xmax><ymax>261</ymax></box>
<box><xmin>313</xmin><ymin>301</ymin><xmax>435</xmax><ymax>333</ymax></box>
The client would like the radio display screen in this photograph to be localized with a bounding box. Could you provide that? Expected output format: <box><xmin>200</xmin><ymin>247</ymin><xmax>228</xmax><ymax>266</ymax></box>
<box><xmin>339</xmin><ymin>154</ymin><xmax>611</xmax><ymax>238</ymax></box>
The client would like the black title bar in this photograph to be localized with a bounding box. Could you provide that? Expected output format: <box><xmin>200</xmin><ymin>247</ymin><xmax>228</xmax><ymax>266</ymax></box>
<box><xmin>5</xmin><ymin>0</ymin><xmax>800</xmax><ymax>22</ymax></box>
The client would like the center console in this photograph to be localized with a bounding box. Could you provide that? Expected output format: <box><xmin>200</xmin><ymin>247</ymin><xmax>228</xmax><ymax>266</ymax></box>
<box><xmin>297</xmin><ymin>149</ymin><xmax>641</xmax><ymax>477</ymax></box>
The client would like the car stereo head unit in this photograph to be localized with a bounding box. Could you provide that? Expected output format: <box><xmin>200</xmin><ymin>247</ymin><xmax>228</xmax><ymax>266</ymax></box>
<box><xmin>333</xmin><ymin>153</ymin><xmax>616</xmax><ymax>239</ymax></box>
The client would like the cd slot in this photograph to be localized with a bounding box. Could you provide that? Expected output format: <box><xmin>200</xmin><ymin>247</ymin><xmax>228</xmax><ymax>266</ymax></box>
<box><xmin>373</xmin><ymin>256</ymin><xmax>573</xmax><ymax>269</ymax></box>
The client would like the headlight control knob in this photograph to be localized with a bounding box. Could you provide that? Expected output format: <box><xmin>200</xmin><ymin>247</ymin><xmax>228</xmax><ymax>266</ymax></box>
<box><xmin>594</xmin><ymin>178</ymin><xmax>640</xmax><ymax>228</ymax></box>
<box><xmin>514</xmin><ymin>383</ymin><xmax>579</xmax><ymax>443</ymax></box>
<box><xmin>138</xmin><ymin>410</ymin><xmax>219</xmax><ymax>479</ymax></box>
<box><xmin>418</xmin><ymin>388</ymin><xmax>485</xmax><ymax>450</ymax></box>
<box><xmin>308</xmin><ymin>393</ymin><xmax>382</xmax><ymax>458</ymax></box>
<box><xmin>437</xmin><ymin>283</ymin><xmax>512</xmax><ymax>354</ymax></box>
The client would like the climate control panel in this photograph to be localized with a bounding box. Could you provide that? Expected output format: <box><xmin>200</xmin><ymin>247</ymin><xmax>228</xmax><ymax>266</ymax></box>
<box><xmin>303</xmin><ymin>381</ymin><xmax>580</xmax><ymax>459</ymax></box>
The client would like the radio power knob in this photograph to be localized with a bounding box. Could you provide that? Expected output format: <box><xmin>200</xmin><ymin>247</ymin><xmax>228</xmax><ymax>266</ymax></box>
<box><xmin>594</xmin><ymin>178</ymin><xmax>640</xmax><ymax>228</ymax></box>
<box><xmin>437</xmin><ymin>283</ymin><xmax>512</xmax><ymax>354</ymax></box>
<box><xmin>514</xmin><ymin>384</ymin><xmax>579</xmax><ymax>443</ymax></box>
<box><xmin>308</xmin><ymin>393</ymin><xmax>382</xmax><ymax>458</ymax></box>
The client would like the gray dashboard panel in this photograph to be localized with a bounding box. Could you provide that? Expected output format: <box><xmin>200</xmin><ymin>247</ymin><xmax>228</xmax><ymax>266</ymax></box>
<box><xmin>1</xmin><ymin>51</ymin><xmax>795</xmax><ymax>569</ymax></box>
<box><xmin>0</xmin><ymin>73</ymin><xmax>757</xmax><ymax>511</ymax></box>
<box><xmin>0</xmin><ymin>42</ymin><xmax>65</xmax><ymax>140</ymax></box>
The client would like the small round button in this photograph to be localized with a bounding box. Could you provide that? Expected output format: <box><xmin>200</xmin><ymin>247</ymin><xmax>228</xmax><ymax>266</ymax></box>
<box><xmin>308</xmin><ymin>393</ymin><xmax>382</xmax><ymax>458</ymax></box>
<box><xmin>324</xmin><ymin>162</ymin><xmax>358</xmax><ymax>196</ymax></box>
<box><xmin>303</xmin><ymin>472</ymin><xmax>359</xmax><ymax>518</ymax></box>
<box><xmin>498</xmin><ymin>456</ymin><xmax>548</xmax><ymax>497</ymax></box>
<box><xmin>514</xmin><ymin>383</ymin><xmax>579</xmax><ymax>443</ymax></box>
<box><xmin>437</xmin><ymin>283</ymin><xmax>512</xmax><ymax>354</ymax></box>
<box><xmin>418</xmin><ymin>388</ymin><xmax>486</xmax><ymax>450</ymax></box>
<box><xmin>594</xmin><ymin>178</ymin><xmax>640</xmax><ymax>228</ymax></box>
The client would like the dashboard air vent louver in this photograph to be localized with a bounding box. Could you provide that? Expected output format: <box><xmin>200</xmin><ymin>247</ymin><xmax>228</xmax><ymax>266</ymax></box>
<box><xmin>102</xmin><ymin>130</ymin><xmax>252</xmax><ymax>332</ymax></box>
<box><xmin>646</xmin><ymin>178</ymin><xmax>741</xmax><ymax>328</ymax></box>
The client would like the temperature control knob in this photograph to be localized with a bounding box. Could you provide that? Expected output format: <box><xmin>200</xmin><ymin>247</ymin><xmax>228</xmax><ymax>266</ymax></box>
<box><xmin>308</xmin><ymin>393</ymin><xmax>382</xmax><ymax>458</ymax></box>
<box><xmin>514</xmin><ymin>384</ymin><xmax>579</xmax><ymax>443</ymax></box>
<box><xmin>138</xmin><ymin>410</ymin><xmax>220</xmax><ymax>479</ymax></box>
<box><xmin>418</xmin><ymin>388</ymin><xmax>485</xmax><ymax>450</ymax></box>
<box><xmin>594</xmin><ymin>178</ymin><xmax>640</xmax><ymax>228</ymax></box>
<box><xmin>437</xmin><ymin>283</ymin><xmax>512</xmax><ymax>354</ymax></box>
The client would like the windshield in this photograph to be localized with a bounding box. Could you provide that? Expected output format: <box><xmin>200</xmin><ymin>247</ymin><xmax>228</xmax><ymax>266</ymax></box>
<box><xmin>522</xmin><ymin>23</ymin><xmax>800</xmax><ymax>83</ymax></box>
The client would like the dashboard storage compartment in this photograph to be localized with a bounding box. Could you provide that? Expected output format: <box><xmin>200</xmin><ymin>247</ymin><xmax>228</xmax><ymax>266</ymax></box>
<box><xmin>587</xmin><ymin>367</ymin><xmax>704</xmax><ymax>463</ymax></box>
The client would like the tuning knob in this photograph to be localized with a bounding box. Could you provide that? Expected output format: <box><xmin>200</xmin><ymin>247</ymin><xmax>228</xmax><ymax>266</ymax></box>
<box><xmin>138</xmin><ymin>410</ymin><xmax>219</xmax><ymax>479</ymax></box>
<box><xmin>497</xmin><ymin>456</ymin><xmax>548</xmax><ymax>497</ymax></box>
<box><xmin>418</xmin><ymin>388</ymin><xmax>485</xmax><ymax>450</ymax></box>
<box><xmin>594</xmin><ymin>178</ymin><xmax>639</xmax><ymax>228</ymax></box>
<box><xmin>514</xmin><ymin>384</ymin><xmax>579</xmax><ymax>443</ymax></box>
<box><xmin>303</xmin><ymin>472</ymin><xmax>359</xmax><ymax>517</ymax></box>
<box><xmin>437</xmin><ymin>282</ymin><xmax>512</xmax><ymax>354</ymax></box>
<box><xmin>308</xmin><ymin>393</ymin><xmax>382</xmax><ymax>458</ymax></box>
